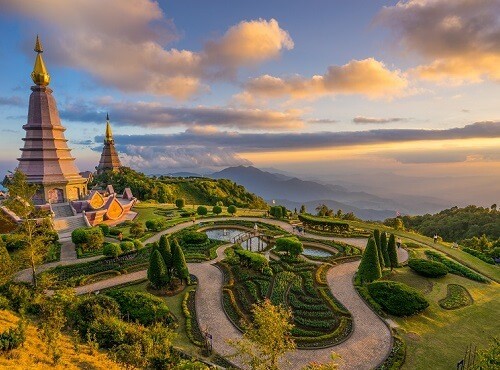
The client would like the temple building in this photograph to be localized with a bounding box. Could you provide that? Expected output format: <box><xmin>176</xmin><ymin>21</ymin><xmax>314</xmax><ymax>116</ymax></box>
<box><xmin>96</xmin><ymin>113</ymin><xmax>122</xmax><ymax>174</ymax></box>
<box><xmin>17</xmin><ymin>36</ymin><xmax>87</xmax><ymax>204</ymax></box>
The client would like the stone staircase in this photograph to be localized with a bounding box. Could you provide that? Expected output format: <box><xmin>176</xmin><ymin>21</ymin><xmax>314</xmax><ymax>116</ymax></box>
<box><xmin>51</xmin><ymin>203</ymin><xmax>74</xmax><ymax>218</ymax></box>
<box><xmin>52</xmin><ymin>215</ymin><xmax>87</xmax><ymax>237</ymax></box>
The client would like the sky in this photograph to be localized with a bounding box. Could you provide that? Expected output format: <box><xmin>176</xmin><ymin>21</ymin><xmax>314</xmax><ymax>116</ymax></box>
<box><xmin>0</xmin><ymin>0</ymin><xmax>499</xmax><ymax>206</ymax></box>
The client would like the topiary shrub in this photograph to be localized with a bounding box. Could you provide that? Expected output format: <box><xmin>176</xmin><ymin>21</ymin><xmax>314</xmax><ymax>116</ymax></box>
<box><xmin>275</xmin><ymin>237</ymin><xmax>304</xmax><ymax>258</ymax></box>
<box><xmin>71</xmin><ymin>227</ymin><xmax>104</xmax><ymax>252</ymax></box>
<box><xmin>227</xmin><ymin>205</ymin><xmax>237</xmax><ymax>215</ymax></box>
<box><xmin>196</xmin><ymin>206</ymin><xmax>208</xmax><ymax>216</ymax></box>
<box><xmin>175</xmin><ymin>198</ymin><xmax>185</xmax><ymax>209</ymax></box>
<box><xmin>120</xmin><ymin>241</ymin><xmax>135</xmax><ymax>253</ymax></box>
<box><xmin>408</xmin><ymin>258</ymin><xmax>448</xmax><ymax>277</ymax></box>
<box><xmin>180</xmin><ymin>211</ymin><xmax>195</xmax><ymax>218</ymax></box>
<box><xmin>212</xmin><ymin>205</ymin><xmax>222</xmax><ymax>215</ymax></box>
<box><xmin>108</xmin><ymin>227</ymin><xmax>122</xmax><ymax>237</ymax></box>
<box><xmin>105</xmin><ymin>290</ymin><xmax>172</xmax><ymax>326</ymax></box>
<box><xmin>357</xmin><ymin>238</ymin><xmax>382</xmax><ymax>283</ymax></box>
<box><xmin>103</xmin><ymin>243</ymin><xmax>122</xmax><ymax>258</ymax></box>
<box><xmin>145</xmin><ymin>218</ymin><xmax>166</xmax><ymax>232</ymax></box>
<box><xmin>133</xmin><ymin>239</ymin><xmax>144</xmax><ymax>250</ymax></box>
<box><xmin>367</xmin><ymin>281</ymin><xmax>429</xmax><ymax>316</ymax></box>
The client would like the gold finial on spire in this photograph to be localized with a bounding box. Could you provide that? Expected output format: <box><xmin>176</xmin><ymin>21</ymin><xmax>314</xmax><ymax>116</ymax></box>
<box><xmin>34</xmin><ymin>34</ymin><xmax>43</xmax><ymax>53</ymax></box>
<box><xmin>31</xmin><ymin>35</ymin><xmax>50</xmax><ymax>86</ymax></box>
<box><xmin>105</xmin><ymin>114</ymin><xmax>113</xmax><ymax>143</ymax></box>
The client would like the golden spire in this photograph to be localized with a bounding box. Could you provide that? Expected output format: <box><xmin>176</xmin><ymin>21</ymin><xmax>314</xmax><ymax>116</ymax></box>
<box><xmin>105</xmin><ymin>113</ymin><xmax>113</xmax><ymax>143</ymax></box>
<box><xmin>31</xmin><ymin>35</ymin><xmax>50</xmax><ymax>86</ymax></box>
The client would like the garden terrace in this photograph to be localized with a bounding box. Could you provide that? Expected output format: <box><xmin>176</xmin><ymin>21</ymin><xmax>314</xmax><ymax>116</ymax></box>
<box><xmin>218</xmin><ymin>254</ymin><xmax>353</xmax><ymax>348</ymax></box>
<box><xmin>298</xmin><ymin>214</ymin><xmax>350</xmax><ymax>234</ymax></box>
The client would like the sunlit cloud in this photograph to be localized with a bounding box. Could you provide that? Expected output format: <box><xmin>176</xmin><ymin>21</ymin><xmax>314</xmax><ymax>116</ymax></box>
<box><xmin>1</xmin><ymin>0</ymin><xmax>293</xmax><ymax>99</ymax></box>
<box><xmin>242</xmin><ymin>58</ymin><xmax>409</xmax><ymax>101</ymax></box>
<box><xmin>353</xmin><ymin>117</ymin><xmax>408</xmax><ymax>124</ymax></box>
<box><xmin>377</xmin><ymin>0</ymin><xmax>500</xmax><ymax>84</ymax></box>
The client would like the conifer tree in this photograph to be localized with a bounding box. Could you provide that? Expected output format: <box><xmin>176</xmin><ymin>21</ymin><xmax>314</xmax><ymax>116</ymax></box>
<box><xmin>172</xmin><ymin>239</ymin><xmax>189</xmax><ymax>284</ymax></box>
<box><xmin>158</xmin><ymin>235</ymin><xmax>173</xmax><ymax>276</ymax></box>
<box><xmin>373</xmin><ymin>229</ymin><xmax>385</xmax><ymax>269</ymax></box>
<box><xmin>357</xmin><ymin>238</ymin><xmax>382</xmax><ymax>283</ymax></box>
<box><xmin>148</xmin><ymin>249</ymin><xmax>168</xmax><ymax>289</ymax></box>
<box><xmin>381</xmin><ymin>232</ymin><xmax>390</xmax><ymax>267</ymax></box>
<box><xmin>388</xmin><ymin>233</ymin><xmax>399</xmax><ymax>270</ymax></box>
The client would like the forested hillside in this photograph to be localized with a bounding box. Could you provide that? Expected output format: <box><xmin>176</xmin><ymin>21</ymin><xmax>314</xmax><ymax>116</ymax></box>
<box><xmin>398</xmin><ymin>205</ymin><xmax>500</xmax><ymax>242</ymax></box>
<box><xmin>91</xmin><ymin>168</ymin><xmax>268</xmax><ymax>209</ymax></box>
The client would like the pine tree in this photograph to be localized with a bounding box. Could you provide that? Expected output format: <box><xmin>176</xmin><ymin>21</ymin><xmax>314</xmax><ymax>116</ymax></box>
<box><xmin>172</xmin><ymin>239</ymin><xmax>189</xmax><ymax>284</ymax></box>
<box><xmin>158</xmin><ymin>235</ymin><xmax>173</xmax><ymax>276</ymax></box>
<box><xmin>148</xmin><ymin>249</ymin><xmax>168</xmax><ymax>289</ymax></box>
<box><xmin>357</xmin><ymin>238</ymin><xmax>382</xmax><ymax>283</ymax></box>
<box><xmin>388</xmin><ymin>233</ymin><xmax>399</xmax><ymax>270</ymax></box>
<box><xmin>373</xmin><ymin>229</ymin><xmax>385</xmax><ymax>269</ymax></box>
<box><xmin>381</xmin><ymin>232</ymin><xmax>390</xmax><ymax>267</ymax></box>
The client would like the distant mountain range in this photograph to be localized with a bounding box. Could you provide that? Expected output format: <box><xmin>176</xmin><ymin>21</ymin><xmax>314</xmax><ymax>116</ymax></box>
<box><xmin>208</xmin><ymin>166</ymin><xmax>450</xmax><ymax>220</ymax></box>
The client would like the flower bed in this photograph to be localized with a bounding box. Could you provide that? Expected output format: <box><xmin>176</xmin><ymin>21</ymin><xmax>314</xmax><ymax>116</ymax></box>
<box><xmin>438</xmin><ymin>284</ymin><xmax>473</xmax><ymax>310</ymax></box>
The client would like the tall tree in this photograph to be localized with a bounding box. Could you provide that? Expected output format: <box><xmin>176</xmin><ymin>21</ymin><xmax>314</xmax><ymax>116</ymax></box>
<box><xmin>373</xmin><ymin>229</ymin><xmax>385</xmax><ymax>269</ymax></box>
<box><xmin>172</xmin><ymin>239</ymin><xmax>189</xmax><ymax>284</ymax></box>
<box><xmin>388</xmin><ymin>233</ymin><xmax>399</xmax><ymax>270</ymax></box>
<box><xmin>158</xmin><ymin>235</ymin><xmax>173</xmax><ymax>276</ymax></box>
<box><xmin>357</xmin><ymin>238</ymin><xmax>382</xmax><ymax>283</ymax></box>
<box><xmin>228</xmin><ymin>299</ymin><xmax>295</xmax><ymax>370</ymax></box>
<box><xmin>4</xmin><ymin>170</ymin><xmax>51</xmax><ymax>287</ymax></box>
<box><xmin>299</xmin><ymin>205</ymin><xmax>306</xmax><ymax>214</ymax></box>
<box><xmin>380</xmin><ymin>232</ymin><xmax>390</xmax><ymax>267</ymax></box>
<box><xmin>148</xmin><ymin>249</ymin><xmax>168</xmax><ymax>289</ymax></box>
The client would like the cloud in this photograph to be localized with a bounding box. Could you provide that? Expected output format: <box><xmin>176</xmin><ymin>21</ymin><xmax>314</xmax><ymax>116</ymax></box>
<box><xmin>307</xmin><ymin>118</ymin><xmax>338</xmax><ymax>124</ymax></box>
<box><xmin>1</xmin><ymin>1</ymin><xmax>293</xmax><ymax>99</ymax></box>
<box><xmin>353</xmin><ymin>117</ymin><xmax>407</xmax><ymax>124</ymax></box>
<box><xmin>0</xmin><ymin>96</ymin><xmax>23</xmax><ymax>107</ymax></box>
<box><xmin>103</xmin><ymin>121</ymin><xmax>500</xmax><ymax>152</ymax></box>
<box><xmin>60</xmin><ymin>100</ymin><xmax>304</xmax><ymax>130</ymax></box>
<box><xmin>117</xmin><ymin>145</ymin><xmax>252</xmax><ymax>171</ymax></box>
<box><xmin>243</xmin><ymin>58</ymin><xmax>409</xmax><ymax>100</ymax></box>
<box><xmin>204</xmin><ymin>18</ymin><xmax>293</xmax><ymax>77</ymax></box>
<box><xmin>377</xmin><ymin>0</ymin><xmax>500</xmax><ymax>84</ymax></box>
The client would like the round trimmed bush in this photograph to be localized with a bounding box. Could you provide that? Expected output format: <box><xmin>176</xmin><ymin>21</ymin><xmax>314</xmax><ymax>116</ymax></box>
<box><xmin>227</xmin><ymin>205</ymin><xmax>237</xmax><ymax>215</ymax></box>
<box><xmin>408</xmin><ymin>258</ymin><xmax>448</xmax><ymax>277</ymax></box>
<box><xmin>212</xmin><ymin>205</ymin><xmax>222</xmax><ymax>215</ymax></box>
<box><xmin>132</xmin><ymin>239</ymin><xmax>144</xmax><ymax>250</ymax></box>
<box><xmin>196</xmin><ymin>206</ymin><xmax>208</xmax><ymax>216</ymax></box>
<box><xmin>103</xmin><ymin>243</ymin><xmax>122</xmax><ymax>258</ymax></box>
<box><xmin>367</xmin><ymin>281</ymin><xmax>429</xmax><ymax>316</ymax></box>
<box><xmin>175</xmin><ymin>198</ymin><xmax>185</xmax><ymax>209</ymax></box>
<box><xmin>119</xmin><ymin>241</ymin><xmax>135</xmax><ymax>253</ymax></box>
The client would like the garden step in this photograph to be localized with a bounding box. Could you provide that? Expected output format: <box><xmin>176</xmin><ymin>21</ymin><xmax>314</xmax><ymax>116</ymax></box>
<box><xmin>51</xmin><ymin>203</ymin><xmax>75</xmax><ymax>218</ymax></box>
<box><xmin>53</xmin><ymin>215</ymin><xmax>87</xmax><ymax>235</ymax></box>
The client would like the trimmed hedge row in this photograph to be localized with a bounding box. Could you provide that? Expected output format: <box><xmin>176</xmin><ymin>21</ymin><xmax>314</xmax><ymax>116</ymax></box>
<box><xmin>182</xmin><ymin>290</ymin><xmax>204</xmax><ymax>346</ymax></box>
<box><xmin>298</xmin><ymin>214</ymin><xmax>350</xmax><ymax>233</ymax></box>
<box><xmin>462</xmin><ymin>248</ymin><xmax>495</xmax><ymax>264</ymax></box>
<box><xmin>425</xmin><ymin>250</ymin><xmax>489</xmax><ymax>283</ymax></box>
<box><xmin>234</xmin><ymin>248</ymin><xmax>269</xmax><ymax>272</ymax></box>
<box><xmin>367</xmin><ymin>281</ymin><xmax>429</xmax><ymax>317</ymax></box>
<box><xmin>408</xmin><ymin>258</ymin><xmax>448</xmax><ymax>278</ymax></box>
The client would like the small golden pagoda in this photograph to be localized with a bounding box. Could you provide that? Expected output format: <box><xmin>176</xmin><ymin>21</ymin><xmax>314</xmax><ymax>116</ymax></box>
<box><xmin>96</xmin><ymin>113</ymin><xmax>122</xmax><ymax>174</ymax></box>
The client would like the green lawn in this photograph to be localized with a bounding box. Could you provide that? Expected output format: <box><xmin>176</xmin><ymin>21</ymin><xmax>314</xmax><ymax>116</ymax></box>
<box><xmin>383</xmin><ymin>266</ymin><xmax>500</xmax><ymax>370</ymax></box>
<box><xmin>119</xmin><ymin>281</ymin><xmax>201</xmax><ymax>356</ymax></box>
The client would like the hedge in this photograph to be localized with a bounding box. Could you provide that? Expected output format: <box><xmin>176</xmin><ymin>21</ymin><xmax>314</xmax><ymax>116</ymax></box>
<box><xmin>298</xmin><ymin>214</ymin><xmax>349</xmax><ymax>233</ymax></box>
<box><xmin>367</xmin><ymin>281</ymin><xmax>429</xmax><ymax>316</ymax></box>
<box><xmin>425</xmin><ymin>250</ymin><xmax>489</xmax><ymax>283</ymax></box>
<box><xmin>145</xmin><ymin>218</ymin><xmax>166</xmax><ymax>232</ymax></box>
<box><xmin>182</xmin><ymin>290</ymin><xmax>204</xmax><ymax>346</ymax></box>
<box><xmin>234</xmin><ymin>248</ymin><xmax>269</xmax><ymax>272</ymax></box>
<box><xmin>408</xmin><ymin>258</ymin><xmax>448</xmax><ymax>278</ymax></box>
<box><xmin>462</xmin><ymin>248</ymin><xmax>495</xmax><ymax>264</ymax></box>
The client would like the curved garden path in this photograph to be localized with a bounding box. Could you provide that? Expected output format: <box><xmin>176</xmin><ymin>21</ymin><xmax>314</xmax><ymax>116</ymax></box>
<box><xmin>15</xmin><ymin>216</ymin><xmax>409</xmax><ymax>369</ymax></box>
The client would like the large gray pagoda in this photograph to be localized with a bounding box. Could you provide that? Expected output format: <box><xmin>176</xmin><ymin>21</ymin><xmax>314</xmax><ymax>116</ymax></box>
<box><xmin>17</xmin><ymin>36</ymin><xmax>87</xmax><ymax>204</ymax></box>
<box><xmin>96</xmin><ymin>113</ymin><xmax>122</xmax><ymax>174</ymax></box>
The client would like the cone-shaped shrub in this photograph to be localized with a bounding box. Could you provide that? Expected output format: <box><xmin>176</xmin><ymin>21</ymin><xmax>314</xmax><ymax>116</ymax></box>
<box><xmin>148</xmin><ymin>249</ymin><xmax>168</xmax><ymax>289</ymax></box>
<box><xmin>381</xmin><ymin>232</ymin><xmax>390</xmax><ymax>267</ymax></box>
<box><xmin>172</xmin><ymin>239</ymin><xmax>190</xmax><ymax>283</ymax></box>
<box><xmin>358</xmin><ymin>237</ymin><xmax>382</xmax><ymax>283</ymax></box>
<box><xmin>388</xmin><ymin>233</ymin><xmax>399</xmax><ymax>270</ymax></box>
<box><xmin>373</xmin><ymin>229</ymin><xmax>384</xmax><ymax>269</ymax></box>
<box><xmin>158</xmin><ymin>235</ymin><xmax>173</xmax><ymax>275</ymax></box>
